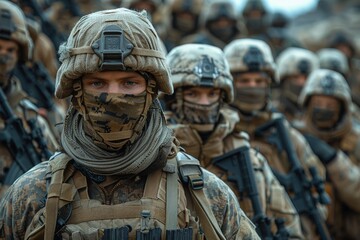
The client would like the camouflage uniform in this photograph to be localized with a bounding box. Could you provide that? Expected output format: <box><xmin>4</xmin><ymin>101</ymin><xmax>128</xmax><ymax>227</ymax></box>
<box><xmin>0</xmin><ymin>1</ymin><xmax>59</xmax><ymax>197</ymax></box>
<box><xmin>0</xmin><ymin>8</ymin><xmax>259</xmax><ymax>240</ymax></box>
<box><xmin>224</xmin><ymin>39</ymin><xmax>327</xmax><ymax>240</ymax></box>
<box><xmin>181</xmin><ymin>0</ymin><xmax>245</xmax><ymax>49</ymax></box>
<box><xmin>296</xmin><ymin>69</ymin><xmax>360</xmax><ymax>240</ymax></box>
<box><xmin>165</xmin><ymin>43</ymin><xmax>303</xmax><ymax>239</ymax></box>
<box><xmin>274</xmin><ymin>47</ymin><xmax>319</xmax><ymax>123</ymax></box>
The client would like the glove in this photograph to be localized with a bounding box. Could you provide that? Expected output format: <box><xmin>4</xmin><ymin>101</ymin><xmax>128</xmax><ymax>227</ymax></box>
<box><xmin>304</xmin><ymin>134</ymin><xmax>337</xmax><ymax>165</ymax></box>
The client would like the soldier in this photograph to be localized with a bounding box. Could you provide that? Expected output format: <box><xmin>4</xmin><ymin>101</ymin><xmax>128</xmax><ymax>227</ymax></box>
<box><xmin>162</xmin><ymin>0</ymin><xmax>203</xmax><ymax>52</ymax></box>
<box><xmin>164</xmin><ymin>43</ymin><xmax>304</xmax><ymax>239</ymax></box>
<box><xmin>121</xmin><ymin>0</ymin><xmax>170</xmax><ymax>40</ymax></box>
<box><xmin>264</xmin><ymin>12</ymin><xmax>302</xmax><ymax>58</ymax></box>
<box><xmin>181</xmin><ymin>0</ymin><xmax>245</xmax><ymax>49</ymax></box>
<box><xmin>0</xmin><ymin>8</ymin><xmax>260</xmax><ymax>239</ymax></box>
<box><xmin>0</xmin><ymin>1</ymin><xmax>58</xmax><ymax>196</ymax></box>
<box><xmin>274</xmin><ymin>47</ymin><xmax>319</xmax><ymax>123</ymax></box>
<box><xmin>296</xmin><ymin>69</ymin><xmax>360</xmax><ymax>240</ymax></box>
<box><xmin>317</xmin><ymin>48</ymin><xmax>360</xmax><ymax>125</ymax></box>
<box><xmin>241</xmin><ymin>0</ymin><xmax>268</xmax><ymax>39</ymax></box>
<box><xmin>223</xmin><ymin>38</ymin><xmax>328</xmax><ymax>239</ymax></box>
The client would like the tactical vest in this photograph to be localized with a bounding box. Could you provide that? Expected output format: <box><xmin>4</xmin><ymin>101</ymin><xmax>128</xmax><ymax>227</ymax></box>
<box><xmin>25</xmin><ymin>152</ymin><xmax>226</xmax><ymax>240</ymax></box>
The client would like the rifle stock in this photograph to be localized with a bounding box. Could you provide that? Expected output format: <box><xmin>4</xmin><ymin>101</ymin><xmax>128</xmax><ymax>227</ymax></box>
<box><xmin>213</xmin><ymin>144</ymin><xmax>281</xmax><ymax>239</ymax></box>
<box><xmin>254</xmin><ymin>115</ymin><xmax>331</xmax><ymax>240</ymax></box>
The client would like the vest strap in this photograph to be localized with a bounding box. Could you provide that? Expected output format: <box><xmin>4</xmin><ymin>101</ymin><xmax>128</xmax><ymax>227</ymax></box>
<box><xmin>165</xmin><ymin>157</ymin><xmax>178</xmax><ymax>230</ymax></box>
<box><xmin>44</xmin><ymin>154</ymin><xmax>73</xmax><ymax>240</ymax></box>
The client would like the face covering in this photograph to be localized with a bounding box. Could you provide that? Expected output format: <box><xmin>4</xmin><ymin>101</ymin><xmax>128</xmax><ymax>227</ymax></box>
<box><xmin>173</xmin><ymin>14</ymin><xmax>198</xmax><ymax>34</ymax></box>
<box><xmin>208</xmin><ymin>25</ymin><xmax>236</xmax><ymax>42</ymax></box>
<box><xmin>80</xmin><ymin>89</ymin><xmax>150</xmax><ymax>150</ymax></box>
<box><xmin>0</xmin><ymin>54</ymin><xmax>16</xmax><ymax>88</ymax></box>
<box><xmin>233</xmin><ymin>87</ymin><xmax>268</xmax><ymax>113</ymax></box>
<box><xmin>182</xmin><ymin>100</ymin><xmax>220</xmax><ymax>132</ymax></box>
<box><xmin>311</xmin><ymin>107</ymin><xmax>340</xmax><ymax>129</ymax></box>
<box><xmin>283</xmin><ymin>81</ymin><xmax>303</xmax><ymax>104</ymax></box>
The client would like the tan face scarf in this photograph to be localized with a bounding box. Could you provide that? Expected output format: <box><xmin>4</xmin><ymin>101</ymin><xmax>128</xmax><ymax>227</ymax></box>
<box><xmin>74</xmin><ymin>79</ymin><xmax>155</xmax><ymax>150</ymax></box>
<box><xmin>61</xmin><ymin>101</ymin><xmax>175</xmax><ymax>176</ymax></box>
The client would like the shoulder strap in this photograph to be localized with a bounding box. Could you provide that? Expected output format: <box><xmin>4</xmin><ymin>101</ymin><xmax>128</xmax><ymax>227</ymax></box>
<box><xmin>177</xmin><ymin>151</ymin><xmax>226</xmax><ymax>240</ymax></box>
<box><xmin>44</xmin><ymin>153</ymin><xmax>76</xmax><ymax>240</ymax></box>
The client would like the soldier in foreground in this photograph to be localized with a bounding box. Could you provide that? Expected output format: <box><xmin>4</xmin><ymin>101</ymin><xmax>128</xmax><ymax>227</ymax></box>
<box><xmin>0</xmin><ymin>0</ymin><xmax>57</xmax><ymax>196</ymax></box>
<box><xmin>0</xmin><ymin>8</ymin><xmax>259</xmax><ymax>240</ymax></box>
<box><xmin>164</xmin><ymin>43</ymin><xmax>303</xmax><ymax>239</ymax></box>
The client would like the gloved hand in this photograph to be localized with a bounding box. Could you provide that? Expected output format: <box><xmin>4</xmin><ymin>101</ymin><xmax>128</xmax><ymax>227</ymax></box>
<box><xmin>304</xmin><ymin>134</ymin><xmax>337</xmax><ymax>165</ymax></box>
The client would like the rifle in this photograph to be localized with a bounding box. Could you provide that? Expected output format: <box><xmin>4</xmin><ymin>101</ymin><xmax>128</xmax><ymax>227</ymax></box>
<box><xmin>254</xmin><ymin>115</ymin><xmax>331</xmax><ymax>240</ymax></box>
<box><xmin>14</xmin><ymin>62</ymin><xmax>55</xmax><ymax>111</ymax></box>
<box><xmin>213</xmin><ymin>142</ymin><xmax>288</xmax><ymax>240</ymax></box>
<box><xmin>0</xmin><ymin>88</ymin><xmax>43</xmax><ymax>185</ymax></box>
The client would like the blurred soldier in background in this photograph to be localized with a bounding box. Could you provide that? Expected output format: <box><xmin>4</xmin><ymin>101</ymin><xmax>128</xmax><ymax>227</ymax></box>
<box><xmin>224</xmin><ymin>38</ymin><xmax>329</xmax><ymax>239</ymax></box>
<box><xmin>0</xmin><ymin>0</ymin><xmax>58</xmax><ymax>196</ymax></box>
<box><xmin>43</xmin><ymin>0</ymin><xmax>82</xmax><ymax>39</ymax></box>
<box><xmin>162</xmin><ymin>0</ymin><xmax>203</xmax><ymax>52</ymax></box>
<box><xmin>317</xmin><ymin>48</ymin><xmax>360</xmax><ymax>125</ymax></box>
<box><xmin>181</xmin><ymin>0</ymin><xmax>245</xmax><ymax>49</ymax></box>
<box><xmin>296</xmin><ymin>69</ymin><xmax>360</xmax><ymax>240</ymax></box>
<box><xmin>241</xmin><ymin>0</ymin><xmax>268</xmax><ymax>39</ymax></box>
<box><xmin>274</xmin><ymin>47</ymin><xmax>319</xmax><ymax>123</ymax></box>
<box><xmin>164</xmin><ymin>43</ymin><xmax>304</xmax><ymax>239</ymax></box>
<box><xmin>264</xmin><ymin>12</ymin><xmax>302</xmax><ymax>58</ymax></box>
<box><xmin>121</xmin><ymin>0</ymin><xmax>170</xmax><ymax>40</ymax></box>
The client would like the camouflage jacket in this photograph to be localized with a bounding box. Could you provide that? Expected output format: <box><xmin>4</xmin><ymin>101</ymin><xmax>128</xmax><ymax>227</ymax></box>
<box><xmin>0</xmin><ymin>153</ymin><xmax>260</xmax><ymax>240</ymax></box>
<box><xmin>167</xmin><ymin>107</ymin><xmax>304</xmax><ymax>239</ymax></box>
<box><xmin>0</xmin><ymin>77</ymin><xmax>59</xmax><ymax>197</ymax></box>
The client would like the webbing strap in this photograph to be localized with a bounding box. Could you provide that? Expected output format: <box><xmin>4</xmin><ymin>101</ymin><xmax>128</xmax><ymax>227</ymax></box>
<box><xmin>68</xmin><ymin>46</ymin><xmax>165</xmax><ymax>59</ymax></box>
<box><xmin>189</xmin><ymin>188</ymin><xmax>226</xmax><ymax>240</ymax></box>
<box><xmin>165</xmin><ymin>158</ymin><xmax>178</xmax><ymax>230</ymax></box>
<box><xmin>44</xmin><ymin>154</ymin><xmax>73</xmax><ymax>240</ymax></box>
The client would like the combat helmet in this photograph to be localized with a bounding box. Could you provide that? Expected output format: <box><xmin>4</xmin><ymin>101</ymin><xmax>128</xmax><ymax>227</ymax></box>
<box><xmin>317</xmin><ymin>48</ymin><xmax>349</xmax><ymax>77</ymax></box>
<box><xmin>166</xmin><ymin>43</ymin><xmax>233</xmax><ymax>103</ymax></box>
<box><xmin>0</xmin><ymin>0</ymin><xmax>33</xmax><ymax>62</ymax></box>
<box><xmin>223</xmin><ymin>38</ymin><xmax>276</xmax><ymax>83</ymax></box>
<box><xmin>201</xmin><ymin>0</ymin><xmax>237</xmax><ymax>29</ymax></box>
<box><xmin>299</xmin><ymin>69</ymin><xmax>351</xmax><ymax>111</ymax></box>
<box><xmin>55</xmin><ymin>8</ymin><xmax>172</xmax><ymax>99</ymax></box>
<box><xmin>276</xmin><ymin>47</ymin><xmax>319</xmax><ymax>82</ymax></box>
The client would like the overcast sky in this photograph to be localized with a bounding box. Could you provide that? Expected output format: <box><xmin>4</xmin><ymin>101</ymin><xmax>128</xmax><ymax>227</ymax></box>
<box><xmin>236</xmin><ymin>0</ymin><xmax>318</xmax><ymax>18</ymax></box>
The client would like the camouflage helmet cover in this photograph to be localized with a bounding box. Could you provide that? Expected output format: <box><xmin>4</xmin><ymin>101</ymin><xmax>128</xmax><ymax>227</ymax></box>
<box><xmin>276</xmin><ymin>47</ymin><xmax>319</xmax><ymax>82</ymax></box>
<box><xmin>55</xmin><ymin>8</ymin><xmax>172</xmax><ymax>99</ymax></box>
<box><xmin>299</xmin><ymin>68</ymin><xmax>351</xmax><ymax>109</ymax></box>
<box><xmin>223</xmin><ymin>38</ymin><xmax>276</xmax><ymax>82</ymax></box>
<box><xmin>0</xmin><ymin>0</ymin><xmax>33</xmax><ymax>61</ymax></box>
<box><xmin>166</xmin><ymin>43</ymin><xmax>234</xmax><ymax>103</ymax></box>
<box><xmin>317</xmin><ymin>48</ymin><xmax>349</xmax><ymax>76</ymax></box>
<box><xmin>200</xmin><ymin>0</ymin><xmax>237</xmax><ymax>26</ymax></box>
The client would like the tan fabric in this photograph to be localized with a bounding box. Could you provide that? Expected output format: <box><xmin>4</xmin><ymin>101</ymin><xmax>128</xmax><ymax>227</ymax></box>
<box><xmin>61</xmin><ymin>101</ymin><xmax>173</xmax><ymax>176</ymax></box>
